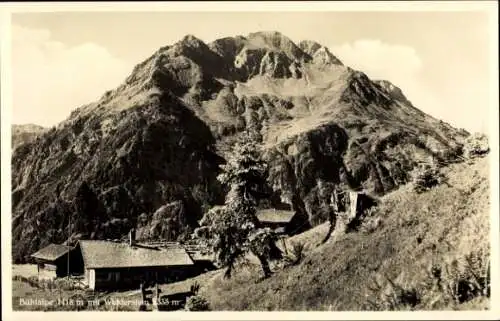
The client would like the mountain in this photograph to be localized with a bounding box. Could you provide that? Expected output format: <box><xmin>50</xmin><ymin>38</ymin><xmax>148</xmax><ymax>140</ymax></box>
<box><xmin>11</xmin><ymin>31</ymin><xmax>468</xmax><ymax>263</ymax></box>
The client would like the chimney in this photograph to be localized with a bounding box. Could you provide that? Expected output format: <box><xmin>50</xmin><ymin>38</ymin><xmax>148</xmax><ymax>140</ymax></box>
<box><xmin>129</xmin><ymin>228</ymin><xmax>136</xmax><ymax>246</ymax></box>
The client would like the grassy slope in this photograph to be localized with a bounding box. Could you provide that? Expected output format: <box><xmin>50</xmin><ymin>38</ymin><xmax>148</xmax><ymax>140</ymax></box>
<box><xmin>159</xmin><ymin>156</ymin><xmax>490</xmax><ymax>311</ymax></box>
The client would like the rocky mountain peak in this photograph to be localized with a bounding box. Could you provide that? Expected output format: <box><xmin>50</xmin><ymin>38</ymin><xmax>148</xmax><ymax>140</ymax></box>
<box><xmin>311</xmin><ymin>46</ymin><xmax>343</xmax><ymax>66</ymax></box>
<box><xmin>246</xmin><ymin>31</ymin><xmax>311</xmax><ymax>62</ymax></box>
<box><xmin>298</xmin><ymin>40</ymin><xmax>342</xmax><ymax>65</ymax></box>
<box><xmin>208</xmin><ymin>36</ymin><xmax>248</xmax><ymax>59</ymax></box>
<box><xmin>175</xmin><ymin>34</ymin><xmax>209</xmax><ymax>51</ymax></box>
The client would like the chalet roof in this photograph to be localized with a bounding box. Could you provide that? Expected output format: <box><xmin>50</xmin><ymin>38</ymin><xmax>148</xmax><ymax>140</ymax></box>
<box><xmin>139</xmin><ymin>241</ymin><xmax>213</xmax><ymax>262</ymax></box>
<box><xmin>274</xmin><ymin>227</ymin><xmax>286</xmax><ymax>234</ymax></box>
<box><xmin>78</xmin><ymin>240</ymin><xmax>194</xmax><ymax>269</ymax></box>
<box><xmin>256</xmin><ymin>208</ymin><xmax>296</xmax><ymax>224</ymax></box>
<box><xmin>31</xmin><ymin>243</ymin><xmax>73</xmax><ymax>261</ymax></box>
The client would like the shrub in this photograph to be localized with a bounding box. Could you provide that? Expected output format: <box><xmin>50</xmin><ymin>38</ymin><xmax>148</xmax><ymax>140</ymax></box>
<box><xmin>360</xmin><ymin>213</ymin><xmax>382</xmax><ymax>234</ymax></box>
<box><xmin>289</xmin><ymin>241</ymin><xmax>305</xmax><ymax>265</ymax></box>
<box><xmin>347</xmin><ymin>200</ymin><xmax>379</xmax><ymax>233</ymax></box>
<box><xmin>12</xmin><ymin>275</ymin><xmax>28</xmax><ymax>282</ymax></box>
<box><xmin>463</xmin><ymin>133</ymin><xmax>489</xmax><ymax>159</ymax></box>
<box><xmin>190</xmin><ymin>281</ymin><xmax>201</xmax><ymax>295</ymax></box>
<box><xmin>185</xmin><ymin>295</ymin><xmax>211</xmax><ymax>311</ymax></box>
<box><xmin>424</xmin><ymin>249</ymin><xmax>490</xmax><ymax>305</ymax></box>
<box><xmin>410</xmin><ymin>160</ymin><xmax>445</xmax><ymax>193</ymax></box>
<box><xmin>13</xmin><ymin>275</ymin><xmax>86</xmax><ymax>291</ymax></box>
<box><xmin>13</xmin><ymin>275</ymin><xmax>43</xmax><ymax>288</ymax></box>
<box><xmin>281</xmin><ymin>241</ymin><xmax>307</xmax><ymax>268</ymax></box>
<box><xmin>364</xmin><ymin>274</ymin><xmax>421</xmax><ymax>311</ymax></box>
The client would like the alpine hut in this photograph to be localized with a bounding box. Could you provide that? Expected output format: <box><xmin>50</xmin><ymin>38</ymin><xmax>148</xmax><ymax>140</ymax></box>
<box><xmin>74</xmin><ymin>239</ymin><xmax>195</xmax><ymax>291</ymax></box>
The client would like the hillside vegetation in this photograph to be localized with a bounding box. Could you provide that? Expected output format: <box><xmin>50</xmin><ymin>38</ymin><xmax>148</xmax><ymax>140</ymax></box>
<box><xmin>158</xmin><ymin>155</ymin><xmax>490</xmax><ymax>311</ymax></box>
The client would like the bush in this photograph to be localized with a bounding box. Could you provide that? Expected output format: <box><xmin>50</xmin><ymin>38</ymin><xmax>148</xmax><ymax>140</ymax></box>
<box><xmin>289</xmin><ymin>241</ymin><xmax>305</xmax><ymax>265</ymax></box>
<box><xmin>463</xmin><ymin>133</ymin><xmax>489</xmax><ymax>159</ymax></box>
<box><xmin>360</xmin><ymin>207</ymin><xmax>382</xmax><ymax>234</ymax></box>
<box><xmin>364</xmin><ymin>249</ymin><xmax>490</xmax><ymax>310</ymax></box>
<box><xmin>13</xmin><ymin>275</ymin><xmax>86</xmax><ymax>291</ymax></box>
<box><xmin>13</xmin><ymin>275</ymin><xmax>40</xmax><ymax>288</ymax></box>
<box><xmin>190</xmin><ymin>281</ymin><xmax>201</xmax><ymax>295</ymax></box>
<box><xmin>364</xmin><ymin>274</ymin><xmax>421</xmax><ymax>311</ymax></box>
<box><xmin>281</xmin><ymin>241</ymin><xmax>307</xmax><ymax>268</ymax></box>
<box><xmin>410</xmin><ymin>160</ymin><xmax>445</xmax><ymax>193</ymax></box>
<box><xmin>185</xmin><ymin>295</ymin><xmax>211</xmax><ymax>311</ymax></box>
<box><xmin>423</xmin><ymin>249</ymin><xmax>490</xmax><ymax>306</ymax></box>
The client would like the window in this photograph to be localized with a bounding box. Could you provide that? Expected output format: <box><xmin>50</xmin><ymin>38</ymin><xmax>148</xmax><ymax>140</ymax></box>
<box><xmin>45</xmin><ymin>264</ymin><xmax>57</xmax><ymax>271</ymax></box>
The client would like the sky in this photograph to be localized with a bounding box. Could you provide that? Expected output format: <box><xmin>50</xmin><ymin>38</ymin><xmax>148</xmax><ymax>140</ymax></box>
<box><xmin>8</xmin><ymin>8</ymin><xmax>496</xmax><ymax>134</ymax></box>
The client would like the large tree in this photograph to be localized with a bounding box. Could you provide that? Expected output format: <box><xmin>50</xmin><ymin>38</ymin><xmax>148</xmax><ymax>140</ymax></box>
<box><xmin>194</xmin><ymin>130</ymin><xmax>281</xmax><ymax>279</ymax></box>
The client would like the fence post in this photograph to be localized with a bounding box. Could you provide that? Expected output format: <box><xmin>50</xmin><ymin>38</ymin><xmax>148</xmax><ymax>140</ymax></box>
<box><xmin>281</xmin><ymin>237</ymin><xmax>288</xmax><ymax>256</ymax></box>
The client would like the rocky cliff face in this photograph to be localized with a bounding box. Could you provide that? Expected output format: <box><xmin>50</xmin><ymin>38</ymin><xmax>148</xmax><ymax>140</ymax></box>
<box><xmin>299</xmin><ymin>40</ymin><xmax>343</xmax><ymax>66</ymax></box>
<box><xmin>12</xmin><ymin>31</ymin><xmax>468</xmax><ymax>262</ymax></box>
<box><xmin>12</xmin><ymin>90</ymin><xmax>224</xmax><ymax>262</ymax></box>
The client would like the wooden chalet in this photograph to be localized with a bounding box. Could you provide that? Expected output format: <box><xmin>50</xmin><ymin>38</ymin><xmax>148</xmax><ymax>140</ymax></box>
<box><xmin>74</xmin><ymin>239</ymin><xmax>195</xmax><ymax>291</ymax></box>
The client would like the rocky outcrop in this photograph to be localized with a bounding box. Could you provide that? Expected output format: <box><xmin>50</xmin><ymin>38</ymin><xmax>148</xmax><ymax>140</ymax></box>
<box><xmin>341</xmin><ymin>70</ymin><xmax>393</xmax><ymax>107</ymax></box>
<box><xmin>259</xmin><ymin>50</ymin><xmax>294</xmax><ymax>78</ymax></box>
<box><xmin>234</xmin><ymin>47</ymin><xmax>269</xmax><ymax>79</ymax></box>
<box><xmin>135</xmin><ymin>200</ymin><xmax>191</xmax><ymax>241</ymax></box>
<box><xmin>373</xmin><ymin>79</ymin><xmax>414</xmax><ymax>106</ymax></box>
<box><xmin>299</xmin><ymin>40</ymin><xmax>343</xmax><ymax>66</ymax></box>
<box><xmin>12</xmin><ymin>124</ymin><xmax>47</xmax><ymax>150</ymax></box>
<box><xmin>209</xmin><ymin>36</ymin><xmax>248</xmax><ymax>62</ymax></box>
<box><xmin>265</xmin><ymin>123</ymin><xmax>351</xmax><ymax>225</ymax></box>
<box><xmin>247</xmin><ymin>31</ymin><xmax>311</xmax><ymax>62</ymax></box>
<box><xmin>298</xmin><ymin>40</ymin><xmax>322</xmax><ymax>56</ymax></box>
<box><xmin>311</xmin><ymin>46</ymin><xmax>343</xmax><ymax>66</ymax></box>
<box><xmin>234</xmin><ymin>47</ymin><xmax>301</xmax><ymax>80</ymax></box>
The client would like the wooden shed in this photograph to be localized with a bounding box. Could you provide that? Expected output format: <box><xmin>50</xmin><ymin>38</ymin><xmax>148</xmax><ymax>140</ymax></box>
<box><xmin>30</xmin><ymin>243</ymin><xmax>83</xmax><ymax>279</ymax></box>
<box><xmin>256</xmin><ymin>208</ymin><xmax>298</xmax><ymax>235</ymax></box>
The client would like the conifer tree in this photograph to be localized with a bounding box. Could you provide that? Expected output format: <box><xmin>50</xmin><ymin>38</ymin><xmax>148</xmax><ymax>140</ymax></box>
<box><xmin>194</xmin><ymin>130</ymin><xmax>280</xmax><ymax>279</ymax></box>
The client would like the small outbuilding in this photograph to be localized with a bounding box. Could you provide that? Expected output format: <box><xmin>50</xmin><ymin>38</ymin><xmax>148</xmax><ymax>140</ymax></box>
<box><xmin>256</xmin><ymin>208</ymin><xmax>299</xmax><ymax>235</ymax></box>
<box><xmin>30</xmin><ymin>243</ymin><xmax>83</xmax><ymax>279</ymax></box>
